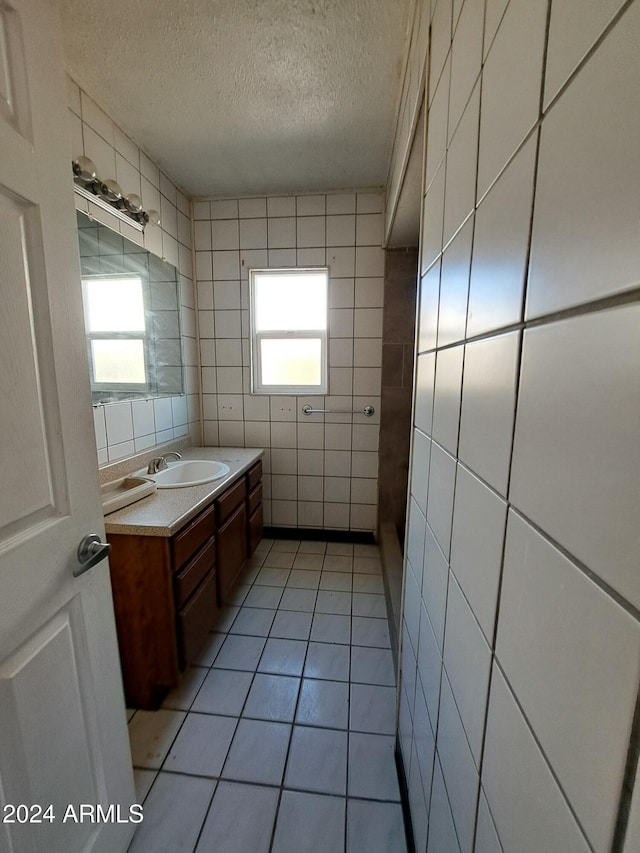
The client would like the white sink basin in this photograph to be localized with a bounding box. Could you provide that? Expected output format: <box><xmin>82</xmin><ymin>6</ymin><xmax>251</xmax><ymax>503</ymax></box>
<box><xmin>150</xmin><ymin>459</ymin><xmax>230</xmax><ymax>488</ymax></box>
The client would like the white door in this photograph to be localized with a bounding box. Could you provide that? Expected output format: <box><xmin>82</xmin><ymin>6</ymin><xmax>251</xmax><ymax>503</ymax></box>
<box><xmin>0</xmin><ymin>1</ymin><xmax>136</xmax><ymax>852</ymax></box>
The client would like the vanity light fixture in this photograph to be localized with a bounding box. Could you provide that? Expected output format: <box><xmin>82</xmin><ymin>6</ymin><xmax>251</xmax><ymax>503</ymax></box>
<box><xmin>72</xmin><ymin>155</ymin><xmax>157</xmax><ymax>230</ymax></box>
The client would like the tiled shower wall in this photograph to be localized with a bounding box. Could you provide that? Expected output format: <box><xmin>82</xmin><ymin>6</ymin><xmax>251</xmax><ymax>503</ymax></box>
<box><xmin>65</xmin><ymin>75</ymin><xmax>201</xmax><ymax>463</ymax></box>
<box><xmin>398</xmin><ymin>1</ymin><xmax>640</xmax><ymax>853</ymax></box>
<box><xmin>194</xmin><ymin>191</ymin><xmax>385</xmax><ymax>533</ymax></box>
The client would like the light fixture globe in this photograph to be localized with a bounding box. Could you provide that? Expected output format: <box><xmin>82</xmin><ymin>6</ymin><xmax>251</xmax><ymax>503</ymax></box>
<box><xmin>100</xmin><ymin>179</ymin><xmax>123</xmax><ymax>202</ymax></box>
<box><xmin>124</xmin><ymin>193</ymin><xmax>143</xmax><ymax>213</ymax></box>
<box><xmin>72</xmin><ymin>155</ymin><xmax>97</xmax><ymax>182</ymax></box>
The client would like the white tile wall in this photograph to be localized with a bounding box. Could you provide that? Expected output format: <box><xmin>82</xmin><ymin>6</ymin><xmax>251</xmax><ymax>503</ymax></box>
<box><xmin>497</xmin><ymin>511</ymin><xmax>640</xmax><ymax>851</ymax></box>
<box><xmin>527</xmin><ymin>0</ymin><xmax>640</xmax><ymax>318</ymax></box>
<box><xmin>482</xmin><ymin>667</ymin><xmax>591</xmax><ymax>853</ymax></box>
<box><xmin>442</xmin><ymin>574</ymin><xmax>491</xmax><ymax>764</ymax></box>
<box><xmin>477</xmin><ymin>0</ymin><xmax>547</xmax><ymax>199</ymax></box>
<box><xmin>398</xmin><ymin>2</ymin><xmax>640</xmax><ymax>851</ymax></box>
<box><xmin>510</xmin><ymin>307</ymin><xmax>640</xmax><ymax>609</ymax></box>
<box><xmin>67</xmin><ymin>75</ymin><xmax>201</xmax><ymax>463</ymax></box>
<box><xmin>195</xmin><ymin>191</ymin><xmax>384</xmax><ymax>531</ymax></box>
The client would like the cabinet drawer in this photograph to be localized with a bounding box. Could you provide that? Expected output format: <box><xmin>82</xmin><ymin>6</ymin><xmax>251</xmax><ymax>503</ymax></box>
<box><xmin>247</xmin><ymin>460</ymin><xmax>262</xmax><ymax>491</ymax></box>
<box><xmin>172</xmin><ymin>502</ymin><xmax>216</xmax><ymax>569</ymax></box>
<box><xmin>248</xmin><ymin>483</ymin><xmax>262</xmax><ymax>515</ymax></box>
<box><xmin>177</xmin><ymin>569</ymin><xmax>218</xmax><ymax>666</ymax></box>
<box><xmin>217</xmin><ymin>478</ymin><xmax>246</xmax><ymax>526</ymax></box>
<box><xmin>174</xmin><ymin>538</ymin><xmax>216</xmax><ymax>609</ymax></box>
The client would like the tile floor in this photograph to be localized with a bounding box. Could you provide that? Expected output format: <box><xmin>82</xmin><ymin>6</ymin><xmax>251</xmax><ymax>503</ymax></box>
<box><xmin>127</xmin><ymin>537</ymin><xmax>408</xmax><ymax>853</ymax></box>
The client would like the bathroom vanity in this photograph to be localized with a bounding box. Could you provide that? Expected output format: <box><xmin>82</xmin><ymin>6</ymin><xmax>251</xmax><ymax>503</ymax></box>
<box><xmin>103</xmin><ymin>448</ymin><xmax>263</xmax><ymax>709</ymax></box>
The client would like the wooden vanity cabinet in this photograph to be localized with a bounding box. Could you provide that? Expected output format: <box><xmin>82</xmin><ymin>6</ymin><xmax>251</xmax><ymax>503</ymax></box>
<box><xmin>106</xmin><ymin>460</ymin><xmax>263</xmax><ymax>709</ymax></box>
<box><xmin>107</xmin><ymin>501</ymin><xmax>218</xmax><ymax>709</ymax></box>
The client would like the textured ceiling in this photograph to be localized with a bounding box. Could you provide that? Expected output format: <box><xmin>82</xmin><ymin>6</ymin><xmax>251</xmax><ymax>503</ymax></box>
<box><xmin>57</xmin><ymin>0</ymin><xmax>412</xmax><ymax>199</ymax></box>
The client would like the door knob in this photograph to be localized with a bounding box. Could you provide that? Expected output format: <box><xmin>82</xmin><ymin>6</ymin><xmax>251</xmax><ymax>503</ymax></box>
<box><xmin>74</xmin><ymin>534</ymin><xmax>111</xmax><ymax>577</ymax></box>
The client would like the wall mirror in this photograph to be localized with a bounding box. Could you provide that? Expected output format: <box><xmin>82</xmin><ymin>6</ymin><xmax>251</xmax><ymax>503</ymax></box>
<box><xmin>77</xmin><ymin>210</ymin><xmax>183</xmax><ymax>404</ymax></box>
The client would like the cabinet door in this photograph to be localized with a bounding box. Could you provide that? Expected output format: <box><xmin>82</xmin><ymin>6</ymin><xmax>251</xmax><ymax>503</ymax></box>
<box><xmin>177</xmin><ymin>569</ymin><xmax>218</xmax><ymax>666</ymax></box>
<box><xmin>248</xmin><ymin>504</ymin><xmax>264</xmax><ymax>557</ymax></box>
<box><xmin>217</xmin><ymin>503</ymin><xmax>248</xmax><ymax>603</ymax></box>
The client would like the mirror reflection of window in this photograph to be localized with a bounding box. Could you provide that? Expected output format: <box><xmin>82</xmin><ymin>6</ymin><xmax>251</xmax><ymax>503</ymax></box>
<box><xmin>82</xmin><ymin>275</ymin><xmax>148</xmax><ymax>387</ymax></box>
<box><xmin>76</xmin><ymin>210</ymin><xmax>184</xmax><ymax>403</ymax></box>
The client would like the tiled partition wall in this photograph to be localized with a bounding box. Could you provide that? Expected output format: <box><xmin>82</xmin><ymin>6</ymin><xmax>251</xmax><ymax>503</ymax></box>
<box><xmin>194</xmin><ymin>191</ymin><xmax>385</xmax><ymax>533</ymax></box>
<box><xmin>65</xmin><ymin>76</ymin><xmax>201</xmax><ymax>463</ymax></box>
<box><xmin>398</xmin><ymin>1</ymin><xmax>640</xmax><ymax>852</ymax></box>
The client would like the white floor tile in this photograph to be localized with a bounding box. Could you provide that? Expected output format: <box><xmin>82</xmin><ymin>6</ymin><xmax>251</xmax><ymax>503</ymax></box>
<box><xmin>191</xmin><ymin>668</ymin><xmax>253</xmax><ymax>716</ymax></box>
<box><xmin>211</xmin><ymin>606</ymin><xmax>240</xmax><ymax>632</ymax></box>
<box><xmin>269</xmin><ymin>610</ymin><xmax>313</xmax><ymax>640</ymax></box>
<box><xmin>353</xmin><ymin>556</ymin><xmax>381</xmax><ymax>574</ymax></box>
<box><xmin>244</xmin><ymin>585</ymin><xmax>284</xmax><ymax>609</ymax></box>
<box><xmin>293</xmin><ymin>553</ymin><xmax>325</xmax><ymax>570</ymax></box>
<box><xmin>285</xmin><ymin>726</ymin><xmax>348</xmax><ymax>795</ymax></box>
<box><xmin>243</xmin><ymin>673</ymin><xmax>301</xmax><ymax>722</ymax></box>
<box><xmin>226</xmin><ymin>583</ymin><xmax>251</xmax><ymax>606</ymax></box>
<box><xmin>228</xmin><ymin>606</ymin><xmax>276</xmax><ymax>637</ymax></box>
<box><xmin>315</xmin><ymin>590</ymin><xmax>352</xmax><ymax>615</ymax></box>
<box><xmin>193</xmin><ymin>632</ymin><xmax>226</xmax><ymax>666</ymax></box>
<box><xmin>350</xmin><ymin>684</ymin><xmax>396</xmax><ymax>734</ymax></box>
<box><xmin>323</xmin><ymin>554</ymin><xmax>353</xmax><ymax>572</ymax></box>
<box><xmin>161</xmin><ymin>666</ymin><xmax>208</xmax><ymax>710</ymax></box>
<box><xmin>296</xmin><ymin>678</ymin><xmax>349</xmax><ymax>729</ymax></box>
<box><xmin>298</xmin><ymin>541</ymin><xmax>327</xmax><ymax>555</ymax></box>
<box><xmin>264</xmin><ymin>551</ymin><xmax>296</xmax><ymax>569</ymax></box>
<box><xmin>352</xmin><ymin>592</ymin><xmax>387</xmax><ymax>618</ymax></box>
<box><xmin>258</xmin><ymin>638</ymin><xmax>308</xmax><ymax>676</ymax></box>
<box><xmin>272</xmin><ymin>539</ymin><xmax>300</xmax><ymax>552</ymax></box>
<box><xmin>272</xmin><ymin>791</ymin><xmax>346</xmax><ymax>853</ymax></box>
<box><xmin>350</xmin><ymin>647</ymin><xmax>395</xmax><ymax>686</ymax></box>
<box><xmin>304</xmin><ymin>642</ymin><xmax>351</xmax><ymax>681</ymax></box>
<box><xmin>320</xmin><ymin>571</ymin><xmax>353</xmax><ymax>591</ymax></box>
<box><xmin>214</xmin><ymin>634</ymin><xmax>266</xmax><ymax>671</ymax></box>
<box><xmin>327</xmin><ymin>542</ymin><xmax>354</xmax><ymax>556</ymax></box>
<box><xmin>195</xmin><ymin>781</ymin><xmax>279</xmax><ymax>853</ymax></box>
<box><xmin>279</xmin><ymin>587</ymin><xmax>318</xmax><ymax>612</ymax></box>
<box><xmin>351</xmin><ymin>616</ymin><xmax>390</xmax><ymax>648</ymax></box>
<box><xmin>256</xmin><ymin>566</ymin><xmax>291</xmax><ymax>586</ymax></box>
<box><xmin>347</xmin><ymin>799</ymin><xmax>407</xmax><ymax>853</ymax></box>
<box><xmin>133</xmin><ymin>768</ymin><xmax>156</xmax><ymax>804</ymax></box>
<box><xmin>352</xmin><ymin>573</ymin><xmax>383</xmax><ymax>594</ymax></box>
<box><xmin>348</xmin><ymin>733</ymin><xmax>401</xmax><ymax>801</ymax></box>
<box><xmin>128</xmin><ymin>772</ymin><xmax>215</xmax><ymax>853</ymax></box>
<box><xmin>164</xmin><ymin>713</ymin><xmax>237</xmax><ymax>777</ymax></box>
<box><xmin>286</xmin><ymin>569</ymin><xmax>321</xmax><ymax>589</ymax></box>
<box><xmin>129</xmin><ymin>709</ymin><xmax>186</xmax><ymax>770</ymax></box>
<box><xmin>222</xmin><ymin>719</ymin><xmax>291</xmax><ymax>785</ymax></box>
<box><xmin>310</xmin><ymin>613</ymin><xmax>352</xmax><ymax>644</ymax></box>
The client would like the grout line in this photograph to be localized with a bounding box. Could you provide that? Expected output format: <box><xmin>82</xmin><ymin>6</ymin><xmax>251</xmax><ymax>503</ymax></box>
<box><xmin>612</xmin><ymin>682</ymin><xmax>640</xmax><ymax>852</ymax></box>
<box><xmin>492</xmin><ymin>660</ymin><xmax>598</xmax><ymax>853</ymax></box>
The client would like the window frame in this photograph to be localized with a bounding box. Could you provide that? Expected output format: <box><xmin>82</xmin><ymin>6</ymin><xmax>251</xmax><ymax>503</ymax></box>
<box><xmin>249</xmin><ymin>267</ymin><xmax>329</xmax><ymax>395</ymax></box>
<box><xmin>81</xmin><ymin>273</ymin><xmax>151</xmax><ymax>394</ymax></box>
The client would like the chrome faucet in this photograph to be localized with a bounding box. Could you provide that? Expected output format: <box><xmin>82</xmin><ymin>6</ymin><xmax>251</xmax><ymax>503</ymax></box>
<box><xmin>147</xmin><ymin>451</ymin><xmax>182</xmax><ymax>474</ymax></box>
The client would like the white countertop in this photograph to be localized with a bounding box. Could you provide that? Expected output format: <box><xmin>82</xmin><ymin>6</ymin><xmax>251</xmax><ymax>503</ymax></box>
<box><xmin>103</xmin><ymin>447</ymin><xmax>263</xmax><ymax>537</ymax></box>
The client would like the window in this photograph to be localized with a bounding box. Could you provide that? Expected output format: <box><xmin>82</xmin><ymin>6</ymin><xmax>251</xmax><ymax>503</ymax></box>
<box><xmin>82</xmin><ymin>274</ymin><xmax>149</xmax><ymax>390</ymax></box>
<box><xmin>249</xmin><ymin>268</ymin><xmax>328</xmax><ymax>394</ymax></box>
